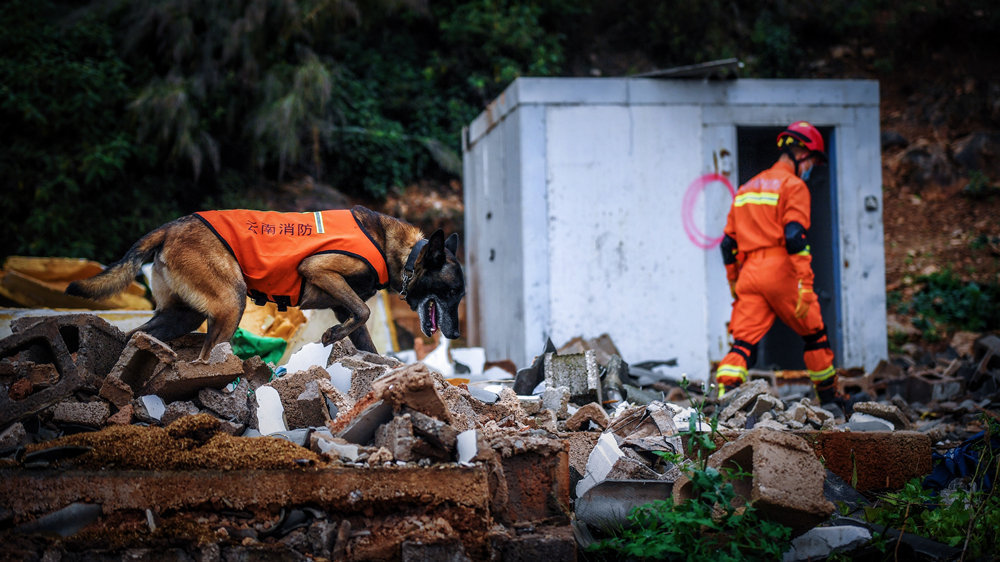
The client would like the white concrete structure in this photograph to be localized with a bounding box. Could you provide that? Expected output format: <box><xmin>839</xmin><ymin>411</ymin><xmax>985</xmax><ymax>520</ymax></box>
<box><xmin>462</xmin><ymin>77</ymin><xmax>885</xmax><ymax>379</ymax></box>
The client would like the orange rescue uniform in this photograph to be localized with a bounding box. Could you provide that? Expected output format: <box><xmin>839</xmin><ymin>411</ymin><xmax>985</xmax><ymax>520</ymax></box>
<box><xmin>196</xmin><ymin>210</ymin><xmax>388</xmax><ymax>308</ymax></box>
<box><xmin>717</xmin><ymin>160</ymin><xmax>835</xmax><ymax>389</ymax></box>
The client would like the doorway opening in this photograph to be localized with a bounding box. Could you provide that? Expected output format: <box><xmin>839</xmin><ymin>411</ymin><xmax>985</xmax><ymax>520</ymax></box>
<box><xmin>735</xmin><ymin>125</ymin><xmax>841</xmax><ymax>369</ymax></box>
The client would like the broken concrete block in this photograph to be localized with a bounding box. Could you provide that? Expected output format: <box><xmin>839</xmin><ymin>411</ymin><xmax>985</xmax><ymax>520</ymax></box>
<box><xmin>316</xmin><ymin>379</ymin><xmax>348</xmax><ymax>418</ymax></box>
<box><xmin>372</xmin><ymin>363</ymin><xmax>452</xmax><ymax>423</ymax></box>
<box><xmin>750</xmin><ymin>394</ymin><xmax>784</xmax><ymax>419</ymax></box>
<box><xmin>198</xmin><ymin>378</ymin><xmax>251</xmax><ymax>424</ymax></box>
<box><xmin>675</xmin><ymin>427</ymin><xmax>833</xmax><ymax>532</ymax></box>
<box><xmin>144</xmin><ymin>343</ymin><xmax>243</xmax><ymax>401</ymax></box>
<box><xmin>99</xmin><ymin>333</ymin><xmax>177</xmax><ymax>407</ymax></box>
<box><xmin>906</xmin><ymin>371</ymin><xmax>964</xmax><ymax>403</ymax></box>
<box><xmin>405</xmin><ymin>408</ymin><xmax>458</xmax><ymax>453</ymax></box>
<box><xmin>266</xmin><ymin>366</ymin><xmax>330</xmax><ymax>429</ymax></box>
<box><xmin>315</xmin><ymin>436</ymin><xmax>359</xmax><ymax>462</ymax></box>
<box><xmin>719</xmin><ymin>379</ymin><xmax>773</xmax><ymax>422</ymax></box>
<box><xmin>0</xmin><ymin>322</ymin><xmax>86</xmax><ymax>426</ymax></box>
<box><xmin>12</xmin><ymin>313</ymin><xmax>127</xmax><ymax>386</ymax></box>
<box><xmin>255</xmin><ymin>385</ymin><xmax>287</xmax><ymax>435</ymax></box>
<box><xmin>375</xmin><ymin>414</ymin><xmax>420</xmax><ymax>462</ymax></box>
<box><xmin>544</xmin><ymin>350</ymin><xmax>601</xmax><ymax>405</ymax></box>
<box><xmin>160</xmin><ymin>400</ymin><xmax>200</xmax><ymax>426</ymax></box>
<box><xmin>564</xmin><ymin>402</ymin><xmax>610</xmax><ymax>432</ymax></box>
<box><xmin>343</xmin><ymin>357</ymin><xmax>390</xmax><ymax>401</ymax></box>
<box><xmin>531</xmin><ymin>409</ymin><xmax>558</xmax><ymax>433</ymax></box>
<box><xmin>241</xmin><ymin>355</ymin><xmax>274</xmax><ymax>390</ymax></box>
<box><xmin>0</xmin><ymin>422</ymin><xmax>28</xmax><ymax>449</ymax></box>
<box><xmin>851</xmin><ymin>401</ymin><xmax>911</xmax><ymax>430</ymax></box>
<box><xmin>542</xmin><ymin>385</ymin><xmax>570</xmax><ymax>418</ymax></box>
<box><xmin>332</xmin><ymin>398</ymin><xmax>394</xmax><ymax>445</ymax></box>
<box><xmin>518</xmin><ymin>395</ymin><xmax>542</xmax><ymax>415</ymax></box>
<box><xmin>51</xmin><ymin>400</ymin><xmax>110</xmax><ymax>427</ymax></box>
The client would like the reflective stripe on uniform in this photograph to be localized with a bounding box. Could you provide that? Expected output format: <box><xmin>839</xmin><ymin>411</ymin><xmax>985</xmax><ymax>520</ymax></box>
<box><xmin>313</xmin><ymin>211</ymin><xmax>325</xmax><ymax>234</ymax></box>
<box><xmin>716</xmin><ymin>364</ymin><xmax>748</xmax><ymax>382</ymax></box>
<box><xmin>734</xmin><ymin>191</ymin><xmax>779</xmax><ymax>207</ymax></box>
<box><xmin>808</xmin><ymin>365</ymin><xmax>836</xmax><ymax>383</ymax></box>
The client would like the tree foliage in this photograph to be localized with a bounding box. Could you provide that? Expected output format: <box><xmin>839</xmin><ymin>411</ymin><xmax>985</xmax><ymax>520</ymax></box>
<box><xmin>2</xmin><ymin>0</ymin><xmax>998</xmax><ymax>262</ymax></box>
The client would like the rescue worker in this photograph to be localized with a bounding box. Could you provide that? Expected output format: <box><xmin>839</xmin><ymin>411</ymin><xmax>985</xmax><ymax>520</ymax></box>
<box><xmin>716</xmin><ymin>121</ymin><xmax>842</xmax><ymax>405</ymax></box>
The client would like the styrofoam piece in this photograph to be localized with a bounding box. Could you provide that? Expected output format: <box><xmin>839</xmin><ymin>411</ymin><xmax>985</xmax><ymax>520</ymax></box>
<box><xmin>451</xmin><ymin>347</ymin><xmax>486</xmax><ymax>375</ymax></box>
<box><xmin>457</xmin><ymin>429</ymin><xmax>478</xmax><ymax>464</ymax></box>
<box><xmin>846</xmin><ymin>412</ymin><xmax>895</xmax><ymax>432</ymax></box>
<box><xmin>391</xmin><ymin>349</ymin><xmax>418</xmax><ymax>364</ymax></box>
<box><xmin>327</xmin><ymin>361</ymin><xmax>352</xmax><ymax>394</ymax></box>
<box><xmin>672</xmin><ymin>406</ymin><xmax>713</xmax><ymax>432</ymax></box>
<box><xmin>255</xmin><ymin>386</ymin><xmax>287</xmax><ymax>435</ymax></box>
<box><xmin>139</xmin><ymin>395</ymin><xmax>165</xmax><ymax>421</ymax></box>
<box><xmin>421</xmin><ymin>338</ymin><xmax>454</xmax><ymax>377</ymax></box>
<box><xmin>576</xmin><ymin>432</ymin><xmax>625</xmax><ymax>498</ymax></box>
<box><xmin>282</xmin><ymin>342</ymin><xmax>333</xmax><ymax>374</ymax></box>
<box><xmin>482</xmin><ymin>366</ymin><xmax>513</xmax><ymax>380</ymax></box>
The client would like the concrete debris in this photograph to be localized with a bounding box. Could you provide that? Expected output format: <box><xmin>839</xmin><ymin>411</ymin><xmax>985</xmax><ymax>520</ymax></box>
<box><xmin>2</xmin><ymin>319</ymin><xmax>997</xmax><ymax>559</ymax></box>
<box><xmin>675</xmin><ymin>427</ymin><xmax>834</xmax><ymax>532</ymax></box>
<box><xmin>544</xmin><ymin>350</ymin><xmax>602</xmax><ymax>405</ymax></box>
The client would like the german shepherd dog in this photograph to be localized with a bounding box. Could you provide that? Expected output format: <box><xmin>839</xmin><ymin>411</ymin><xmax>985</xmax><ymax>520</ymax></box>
<box><xmin>67</xmin><ymin>206</ymin><xmax>465</xmax><ymax>361</ymax></box>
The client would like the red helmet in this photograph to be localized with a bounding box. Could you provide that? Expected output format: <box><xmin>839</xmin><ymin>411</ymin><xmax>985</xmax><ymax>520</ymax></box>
<box><xmin>777</xmin><ymin>121</ymin><xmax>826</xmax><ymax>160</ymax></box>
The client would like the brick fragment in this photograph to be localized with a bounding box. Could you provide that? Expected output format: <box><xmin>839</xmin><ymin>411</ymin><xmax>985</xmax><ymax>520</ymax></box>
<box><xmin>489</xmin><ymin>432</ymin><xmax>570</xmax><ymax>524</ymax></box>
<box><xmin>11</xmin><ymin>313</ymin><xmax>126</xmax><ymax>386</ymax></box>
<box><xmin>106</xmin><ymin>404</ymin><xmax>134</xmax><ymax>425</ymax></box>
<box><xmin>372</xmin><ymin>363</ymin><xmax>452</xmax><ymax>424</ymax></box>
<box><xmin>797</xmin><ymin>430</ymin><xmax>932</xmax><ymax>492</ymax></box>
<box><xmin>564</xmin><ymin>402</ymin><xmax>610</xmax><ymax>432</ymax></box>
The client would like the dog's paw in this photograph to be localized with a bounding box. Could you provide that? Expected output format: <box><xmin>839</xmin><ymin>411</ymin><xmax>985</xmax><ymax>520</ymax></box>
<box><xmin>321</xmin><ymin>328</ymin><xmax>342</xmax><ymax>347</ymax></box>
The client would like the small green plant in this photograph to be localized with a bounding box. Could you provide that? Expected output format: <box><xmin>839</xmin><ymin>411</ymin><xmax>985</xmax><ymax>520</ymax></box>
<box><xmin>863</xmin><ymin>414</ymin><xmax>1000</xmax><ymax>560</ymax></box>
<box><xmin>893</xmin><ymin>269</ymin><xmax>1000</xmax><ymax>338</ymax></box>
<box><xmin>586</xmin><ymin>380</ymin><xmax>792</xmax><ymax>561</ymax></box>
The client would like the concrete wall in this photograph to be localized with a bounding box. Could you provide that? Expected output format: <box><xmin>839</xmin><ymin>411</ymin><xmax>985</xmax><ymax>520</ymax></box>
<box><xmin>462</xmin><ymin>77</ymin><xmax>885</xmax><ymax>378</ymax></box>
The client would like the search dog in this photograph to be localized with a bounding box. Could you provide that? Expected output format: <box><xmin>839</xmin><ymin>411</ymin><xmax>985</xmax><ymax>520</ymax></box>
<box><xmin>67</xmin><ymin>206</ymin><xmax>465</xmax><ymax>361</ymax></box>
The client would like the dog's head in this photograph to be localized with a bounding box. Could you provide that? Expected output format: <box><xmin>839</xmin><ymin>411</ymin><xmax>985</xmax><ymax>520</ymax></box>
<box><xmin>405</xmin><ymin>229</ymin><xmax>465</xmax><ymax>340</ymax></box>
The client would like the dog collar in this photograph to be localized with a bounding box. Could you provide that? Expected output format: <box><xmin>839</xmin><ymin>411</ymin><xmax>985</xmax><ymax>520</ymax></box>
<box><xmin>399</xmin><ymin>239</ymin><xmax>428</xmax><ymax>299</ymax></box>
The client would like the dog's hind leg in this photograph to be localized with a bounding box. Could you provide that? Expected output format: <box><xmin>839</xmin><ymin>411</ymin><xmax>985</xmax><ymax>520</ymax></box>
<box><xmin>133</xmin><ymin>305</ymin><xmax>206</xmax><ymax>342</ymax></box>
<box><xmin>199</xmin><ymin>292</ymin><xmax>245</xmax><ymax>363</ymax></box>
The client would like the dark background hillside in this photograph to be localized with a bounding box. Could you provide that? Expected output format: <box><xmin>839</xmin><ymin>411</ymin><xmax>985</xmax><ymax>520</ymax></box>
<box><xmin>2</xmin><ymin>0</ymin><xmax>999</xmax><ymax>343</ymax></box>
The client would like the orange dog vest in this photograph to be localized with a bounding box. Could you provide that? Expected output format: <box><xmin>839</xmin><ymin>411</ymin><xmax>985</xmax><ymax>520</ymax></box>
<box><xmin>195</xmin><ymin>209</ymin><xmax>388</xmax><ymax>308</ymax></box>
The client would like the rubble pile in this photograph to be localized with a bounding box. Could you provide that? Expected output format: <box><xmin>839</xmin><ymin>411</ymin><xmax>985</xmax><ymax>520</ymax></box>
<box><xmin>1</xmin><ymin>315</ymin><xmax>998</xmax><ymax>560</ymax></box>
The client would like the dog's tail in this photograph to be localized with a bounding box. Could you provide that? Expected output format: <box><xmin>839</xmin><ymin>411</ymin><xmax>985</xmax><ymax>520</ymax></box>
<box><xmin>66</xmin><ymin>227</ymin><xmax>167</xmax><ymax>300</ymax></box>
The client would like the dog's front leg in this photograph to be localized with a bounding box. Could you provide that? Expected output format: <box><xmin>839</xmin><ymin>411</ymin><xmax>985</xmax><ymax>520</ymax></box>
<box><xmin>304</xmin><ymin>274</ymin><xmax>372</xmax><ymax>350</ymax></box>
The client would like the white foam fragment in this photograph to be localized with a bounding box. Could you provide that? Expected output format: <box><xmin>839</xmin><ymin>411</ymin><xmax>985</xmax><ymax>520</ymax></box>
<box><xmin>482</xmin><ymin>365</ymin><xmax>514</xmax><ymax>380</ymax></box>
<box><xmin>255</xmin><ymin>386</ymin><xmax>287</xmax><ymax>435</ymax></box>
<box><xmin>139</xmin><ymin>395</ymin><xmax>165</xmax><ymax>421</ymax></box>
<box><xmin>457</xmin><ymin>429</ymin><xmax>478</xmax><ymax>464</ymax></box>
<box><xmin>326</xmin><ymin>361</ymin><xmax>353</xmax><ymax>394</ymax></box>
<box><xmin>283</xmin><ymin>342</ymin><xmax>333</xmax><ymax>374</ymax></box>
<box><xmin>421</xmin><ymin>338</ymin><xmax>454</xmax><ymax>377</ymax></box>
<box><xmin>451</xmin><ymin>347</ymin><xmax>486</xmax><ymax>375</ymax></box>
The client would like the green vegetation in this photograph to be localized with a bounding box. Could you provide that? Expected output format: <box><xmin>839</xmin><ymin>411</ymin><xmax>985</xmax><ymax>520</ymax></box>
<box><xmin>890</xmin><ymin>270</ymin><xmax>1000</xmax><ymax>341</ymax></box>
<box><xmin>863</xmin><ymin>415</ymin><xmax>1000</xmax><ymax>560</ymax></box>
<box><xmin>586</xmin><ymin>384</ymin><xmax>792</xmax><ymax>561</ymax></box>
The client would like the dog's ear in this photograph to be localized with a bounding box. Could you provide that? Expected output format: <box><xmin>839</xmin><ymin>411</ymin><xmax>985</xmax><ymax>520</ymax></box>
<box><xmin>445</xmin><ymin>233</ymin><xmax>459</xmax><ymax>255</ymax></box>
<box><xmin>422</xmin><ymin>229</ymin><xmax>447</xmax><ymax>269</ymax></box>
